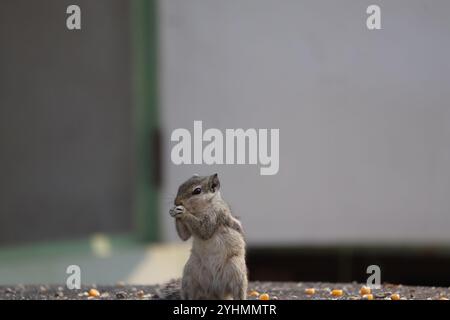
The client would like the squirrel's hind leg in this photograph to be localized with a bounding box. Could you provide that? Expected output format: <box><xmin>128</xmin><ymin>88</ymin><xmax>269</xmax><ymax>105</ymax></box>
<box><xmin>223</xmin><ymin>257</ymin><xmax>248</xmax><ymax>300</ymax></box>
<box><xmin>181</xmin><ymin>273</ymin><xmax>205</xmax><ymax>299</ymax></box>
<box><xmin>181</xmin><ymin>255</ymin><xmax>206</xmax><ymax>300</ymax></box>
<box><xmin>231</xmin><ymin>278</ymin><xmax>248</xmax><ymax>300</ymax></box>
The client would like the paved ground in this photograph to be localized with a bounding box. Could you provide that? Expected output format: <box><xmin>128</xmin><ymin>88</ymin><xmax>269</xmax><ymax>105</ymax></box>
<box><xmin>1</xmin><ymin>282</ymin><xmax>449</xmax><ymax>300</ymax></box>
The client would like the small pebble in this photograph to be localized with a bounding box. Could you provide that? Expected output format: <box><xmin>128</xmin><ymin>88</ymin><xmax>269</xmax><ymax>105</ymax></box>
<box><xmin>137</xmin><ymin>290</ymin><xmax>145</xmax><ymax>298</ymax></box>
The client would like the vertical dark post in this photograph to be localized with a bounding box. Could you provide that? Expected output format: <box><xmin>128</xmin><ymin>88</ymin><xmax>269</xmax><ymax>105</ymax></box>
<box><xmin>132</xmin><ymin>0</ymin><xmax>160</xmax><ymax>242</ymax></box>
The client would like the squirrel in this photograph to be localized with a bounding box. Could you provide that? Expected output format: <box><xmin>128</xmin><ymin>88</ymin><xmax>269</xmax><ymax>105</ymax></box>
<box><xmin>163</xmin><ymin>173</ymin><xmax>248</xmax><ymax>300</ymax></box>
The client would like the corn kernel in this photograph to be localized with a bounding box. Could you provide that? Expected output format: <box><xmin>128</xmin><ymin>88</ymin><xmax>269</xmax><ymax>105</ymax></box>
<box><xmin>331</xmin><ymin>289</ymin><xmax>344</xmax><ymax>297</ymax></box>
<box><xmin>362</xmin><ymin>294</ymin><xmax>374</xmax><ymax>300</ymax></box>
<box><xmin>259</xmin><ymin>293</ymin><xmax>270</xmax><ymax>300</ymax></box>
<box><xmin>439</xmin><ymin>297</ymin><xmax>449</xmax><ymax>300</ymax></box>
<box><xmin>305</xmin><ymin>288</ymin><xmax>315</xmax><ymax>295</ymax></box>
<box><xmin>248</xmin><ymin>290</ymin><xmax>259</xmax><ymax>297</ymax></box>
<box><xmin>390</xmin><ymin>293</ymin><xmax>400</xmax><ymax>300</ymax></box>
<box><xmin>88</xmin><ymin>288</ymin><xmax>100</xmax><ymax>297</ymax></box>
<box><xmin>359</xmin><ymin>286</ymin><xmax>371</xmax><ymax>295</ymax></box>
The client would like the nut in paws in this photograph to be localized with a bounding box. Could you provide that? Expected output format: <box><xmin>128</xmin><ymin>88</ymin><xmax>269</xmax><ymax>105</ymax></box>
<box><xmin>170</xmin><ymin>205</ymin><xmax>185</xmax><ymax>217</ymax></box>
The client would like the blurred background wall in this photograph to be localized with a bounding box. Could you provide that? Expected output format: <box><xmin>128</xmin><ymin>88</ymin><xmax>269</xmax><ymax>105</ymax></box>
<box><xmin>160</xmin><ymin>0</ymin><xmax>450</xmax><ymax>245</ymax></box>
<box><xmin>0</xmin><ymin>0</ymin><xmax>449</xmax><ymax>286</ymax></box>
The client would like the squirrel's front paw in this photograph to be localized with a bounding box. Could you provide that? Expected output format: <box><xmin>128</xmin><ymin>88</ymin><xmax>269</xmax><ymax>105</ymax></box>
<box><xmin>170</xmin><ymin>205</ymin><xmax>185</xmax><ymax>217</ymax></box>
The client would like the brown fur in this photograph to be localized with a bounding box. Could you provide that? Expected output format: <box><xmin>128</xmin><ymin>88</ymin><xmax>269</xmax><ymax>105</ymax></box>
<box><xmin>169</xmin><ymin>174</ymin><xmax>248</xmax><ymax>300</ymax></box>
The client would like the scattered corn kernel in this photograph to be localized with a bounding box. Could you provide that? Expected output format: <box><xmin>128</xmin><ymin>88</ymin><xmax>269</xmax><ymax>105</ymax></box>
<box><xmin>390</xmin><ymin>293</ymin><xmax>400</xmax><ymax>300</ymax></box>
<box><xmin>359</xmin><ymin>286</ymin><xmax>371</xmax><ymax>295</ymax></box>
<box><xmin>331</xmin><ymin>289</ymin><xmax>344</xmax><ymax>297</ymax></box>
<box><xmin>248</xmin><ymin>290</ymin><xmax>259</xmax><ymax>297</ymax></box>
<box><xmin>88</xmin><ymin>288</ymin><xmax>100</xmax><ymax>297</ymax></box>
<box><xmin>439</xmin><ymin>297</ymin><xmax>449</xmax><ymax>300</ymax></box>
<box><xmin>362</xmin><ymin>294</ymin><xmax>374</xmax><ymax>300</ymax></box>
<box><xmin>259</xmin><ymin>293</ymin><xmax>270</xmax><ymax>300</ymax></box>
<box><xmin>305</xmin><ymin>288</ymin><xmax>316</xmax><ymax>295</ymax></box>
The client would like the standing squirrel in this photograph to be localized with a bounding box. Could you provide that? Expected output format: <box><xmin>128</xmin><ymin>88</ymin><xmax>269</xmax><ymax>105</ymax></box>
<box><xmin>165</xmin><ymin>173</ymin><xmax>248</xmax><ymax>300</ymax></box>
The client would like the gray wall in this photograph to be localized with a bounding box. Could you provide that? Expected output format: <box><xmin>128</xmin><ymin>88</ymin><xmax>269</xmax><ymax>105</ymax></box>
<box><xmin>0</xmin><ymin>0</ymin><xmax>134</xmax><ymax>244</ymax></box>
<box><xmin>160</xmin><ymin>0</ymin><xmax>450</xmax><ymax>245</ymax></box>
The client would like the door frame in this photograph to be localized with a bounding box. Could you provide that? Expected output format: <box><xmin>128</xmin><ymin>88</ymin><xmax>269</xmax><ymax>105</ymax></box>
<box><xmin>0</xmin><ymin>0</ymin><xmax>160</xmax><ymax>268</ymax></box>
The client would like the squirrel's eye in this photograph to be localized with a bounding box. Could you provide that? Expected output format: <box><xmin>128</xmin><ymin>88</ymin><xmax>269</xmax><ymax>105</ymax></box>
<box><xmin>192</xmin><ymin>187</ymin><xmax>202</xmax><ymax>195</ymax></box>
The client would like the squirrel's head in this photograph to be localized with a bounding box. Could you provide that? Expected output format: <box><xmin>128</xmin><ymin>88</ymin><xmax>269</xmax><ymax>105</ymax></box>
<box><xmin>174</xmin><ymin>173</ymin><xmax>221</xmax><ymax>213</ymax></box>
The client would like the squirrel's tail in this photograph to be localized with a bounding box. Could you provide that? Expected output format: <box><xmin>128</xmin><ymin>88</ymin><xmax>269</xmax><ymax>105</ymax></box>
<box><xmin>156</xmin><ymin>278</ymin><xmax>182</xmax><ymax>300</ymax></box>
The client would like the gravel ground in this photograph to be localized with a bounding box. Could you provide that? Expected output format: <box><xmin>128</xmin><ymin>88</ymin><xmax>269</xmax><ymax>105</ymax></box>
<box><xmin>1</xmin><ymin>282</ymin><xmax>449</xmax><ymax>300</ymax></box>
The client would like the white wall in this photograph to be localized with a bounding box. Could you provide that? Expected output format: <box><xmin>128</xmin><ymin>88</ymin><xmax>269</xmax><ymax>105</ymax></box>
<box><xmin>160</xmin><ymin>0</ymin><xmax>450</xmax><ymax>245</ymax></box>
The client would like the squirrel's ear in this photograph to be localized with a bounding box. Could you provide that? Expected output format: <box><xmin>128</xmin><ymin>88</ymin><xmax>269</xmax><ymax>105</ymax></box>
<box><xmin>209</xmin><ymin>173</ymin><xmax>220</xmax><ymax>192</ymax></box>
<box><xmin>175</xmin><ymin>219</ymin><xmax>191</xmax><ymax>241</ymax></box>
